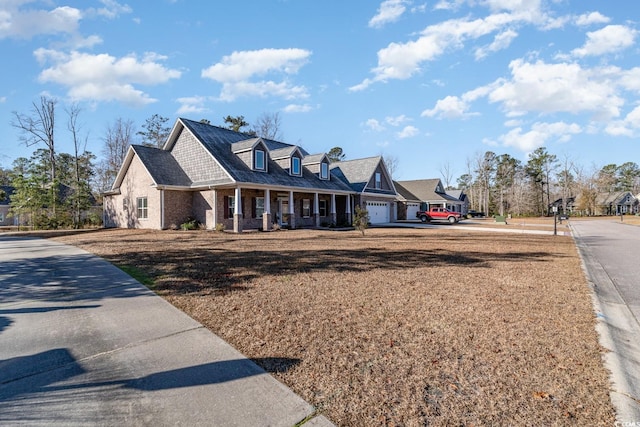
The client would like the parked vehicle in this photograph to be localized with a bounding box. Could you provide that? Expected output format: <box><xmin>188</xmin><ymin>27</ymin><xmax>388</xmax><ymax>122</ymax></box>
<box><xmin>467</xmin><ymin>210</ymin><xmax>486</xmax><ymax>218</ymax></box>
<box><xmin>416</xmin><ymin>207</ymin><xmax>463</xmax><ymax>224</ymax></box>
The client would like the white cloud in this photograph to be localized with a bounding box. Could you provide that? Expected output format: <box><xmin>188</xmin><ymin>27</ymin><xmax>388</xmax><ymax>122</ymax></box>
<box><xmin>0</xmin><ymin>96</ymin><xmax>6</xmax><ymax>103</ymax></box>
<box><xmin>571</xmin><ymin>25</ymin><xmax>637</xmax><ymax>57</ymax></box>
<box><xmin>575</xmin><ymin>11</ymin><xmax>610</xmax><ymax>27</ymax></box>
<box><xmin>202</xmin><ymin>48</ymin><xmax>311</xmax><ymax>101</ymax></box>
<box><xmin>365</xmin><ymin>118</ymin><xmax>386</xmax><ymax>131</ymax></box>
<box><xmin>369</xmin><ymin>0</ymin><xmax>409</xmax><ymax>29</ymax></box>
<box><xmin>500</xmin><ymin>121</ymin><xmax>582</xmax><ymax>151</ymax></box>
<box><xmin>91</xmin><ymin>0</ymin><xmax>132</xmax><ymax>19</ymax></box>
<box><xmin>385</xmin><ymin>114</ymin><xmax>410</xmax><ymax>126</ymax></box>
<box><xmin>475</xmin><ymin>28</ymin><xmax>518</xmax><ymax>59</ymax></box>
<box><xmin>351</xmin><ymin>6</ymin><xmax>550</xmax><ymax>90</ymax></box>
<box><xmin>605</xmin><ymin>105</ymin><xmax>640</xmax><ymax>137</ymax></box>
<box><xmin>176</xmin><ymin>96</ymin><xmax>210</xmax><ymax>115</ymax></box>
<box><xmin>488</xmin><ymin>59</ymin><xmax>624</xmax><ymax>120</ymax></box>
<box><xmin>397</xmin><ymin>125</ymin><xmax>419</xmax><ymax>138</ymax></box>
<box><xmin>36</xmin><ymin>49</ymin><xmax>181</xmax><ymax>107</ymax></box>
<box><xmin>421</xmin><ymin>95</ymin><xmax>476</xmax><ymax>119</ymax></box>
<box><xmin>283</xmin><ymin>103</ymin><xmax>313</xmax><ymax>113</ymax></box>
<box><xmin>0</xmin><ymin>4</ymin><xmax>82</xmax><ymax>39</ymax></box>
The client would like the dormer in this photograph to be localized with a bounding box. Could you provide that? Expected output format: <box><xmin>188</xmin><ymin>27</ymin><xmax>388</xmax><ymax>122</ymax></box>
<box><xmin>302</xmin><ymin>153</ymin><xmax>331</xmax><ymax>180</ymax></box>
<box><xmin>269</xmin><ymin>146</ymin><xmax>304</xmax><ymax>177</ymax></box>
<box><xmin>231</xmin><ymin>138</ymin><xmax>269</xmax><ymax>172</ymax></box>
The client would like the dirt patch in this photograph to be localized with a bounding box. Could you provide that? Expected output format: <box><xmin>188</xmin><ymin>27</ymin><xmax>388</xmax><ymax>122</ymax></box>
<box><xmin>50</xmin><ymin>228</ymin><xmax>615</xmax><ymax>426</ymax></box>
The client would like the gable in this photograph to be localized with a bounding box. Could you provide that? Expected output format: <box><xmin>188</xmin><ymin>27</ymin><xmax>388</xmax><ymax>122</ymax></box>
<box><xmin>170</xmin><ymin>127</ymin><xmax>233</xmax><ymax>185</ymax></box>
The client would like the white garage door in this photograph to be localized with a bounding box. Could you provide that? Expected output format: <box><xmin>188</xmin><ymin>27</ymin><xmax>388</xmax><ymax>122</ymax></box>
<box><xmin>406</xmin><ymin>203</ymin><xmax>420</xmax><ymax>220</ymax></box>
<box><xmin>366</xmin><ymin>201</ymin><xmax>389</xmax><ymax>224</ymax></box>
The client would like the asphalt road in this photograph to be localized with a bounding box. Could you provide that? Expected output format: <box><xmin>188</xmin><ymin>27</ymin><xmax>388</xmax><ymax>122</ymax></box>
<box><xmin>571</xmin><ymin>219</ymin><xmax>640</xmax><ymax>422</ymax></box>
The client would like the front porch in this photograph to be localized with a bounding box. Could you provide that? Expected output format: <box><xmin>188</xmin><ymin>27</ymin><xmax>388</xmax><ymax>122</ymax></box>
<box><xmin>215</xmin><ymin>187</ymin><xmax>354</xmax><ymax>233</ymax></box>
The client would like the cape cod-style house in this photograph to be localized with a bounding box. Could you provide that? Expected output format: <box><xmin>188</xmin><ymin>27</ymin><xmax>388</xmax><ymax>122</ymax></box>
<box><xmin>103</xmin><ymin>118</ymin><xmax>397</xmax><ymax>232</ymax></box>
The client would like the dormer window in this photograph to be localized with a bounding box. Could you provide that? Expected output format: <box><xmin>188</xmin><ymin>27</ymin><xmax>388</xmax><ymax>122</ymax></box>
<box><xmin>320</xmin><ymin>162</ymin><xmax>329</xmax><ymax>180</ymax></box>
<box><xmin>255</xmin><ymin>149</ymin><xmax>266</xmax><ymax>171</ymax></box>
<box><xmin>291</xmin><ymin>156</ymin><xmax>302</xmax><ymax>176</ymax></box>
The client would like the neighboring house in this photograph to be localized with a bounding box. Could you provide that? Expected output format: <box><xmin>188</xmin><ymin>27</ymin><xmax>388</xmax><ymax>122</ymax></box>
<box><xmin>103</xmin><ymin>118</ymin><xmax>397</xmax><ymax>232</ymax></box>
<box><xmin>330</xmin><ymin>156</ymin><xmax>397</xmax><ymax>224</ymax></box>
<box><xmin>549</xmin><ymin>197</ymin><xmax>576</xmax><ymax>215</ymax></box>
<box><xmin>595</xmin><ymin>191</ymin><xmax>638</xmax><ymax>215</ymax></box>
<box><xmin>0</xmin><ymin>185</ymin><xmax>14</xmax><ymax>226</ymax></box>
<box><xmin>445</xmin><ymin>189</ymin><xmax>469</xmax><ymax>216</ymax></box>
<box><xmin>394</xmin><ymin>179</ymin><xmax>464</xmax><ymax>220</ymax></box>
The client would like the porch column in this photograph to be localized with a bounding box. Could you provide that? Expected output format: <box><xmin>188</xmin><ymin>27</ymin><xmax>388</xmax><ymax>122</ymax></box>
<box><xmin>314</xmin><ymin>192</ymin><xmax>320</xmax><ymax>227</ymax></box>
<box><xmin>263</xmin><ymin>188</ymin><xmax>271</xmax><ymax>231</ymax></box>
<box><xmin>288</xmin><ymin>190</ymin><xmax>296</xmax><ymax>229</ymax></box>
<box><xmin>331</xmin><ymin>193</ymin><xmax>337</xmax><ymax>225</ymax></box>
<box><xmin>345</xmin><ymin>194</ymin><xmax>352</xmax><ymax>225</ymax></box>
<box><xmin>212</xmin><ymin>189</ymin><xmax>218</xmax><ymax>229</ymax></box>
<box><xmin>233</xmin><ymin>187</ymin><xmax>243</xmax><ymax>233</ymax></box>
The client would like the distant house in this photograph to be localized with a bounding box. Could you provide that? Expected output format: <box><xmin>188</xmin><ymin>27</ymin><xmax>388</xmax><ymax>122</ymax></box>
<box><xmin>0</xmin><ymin>185</ymin><xmax>14</xmax><ymax>226</ymax></box>
<box><xmin>445</xmin><ymin>189</ymin><xmax>469</xmax><ymax>216</ymax></box>
<box><xmin>595</xmin><ymin>191</ymin><xmax>638</xmax><ymax>215</ymax></box>
<box><xmin>549</xmin><ymin>197</ymin><xmax>576</xmax><ymax>214</ymax></box>
<box><xmin>394</xmin><ymin>179</ymin><xmax>464</xmax><ymax>220</ymax></box>
<box><xmin>103</xmin><ymin>118</ymin><xmax>398</xmax><ymax>232</ymax></box>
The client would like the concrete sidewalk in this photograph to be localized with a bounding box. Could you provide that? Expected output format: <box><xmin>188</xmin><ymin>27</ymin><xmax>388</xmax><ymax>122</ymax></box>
<box><xmin>0</xmin><ymin>236</ymin><xmax>333</xmax><ymax>426</ymax></box>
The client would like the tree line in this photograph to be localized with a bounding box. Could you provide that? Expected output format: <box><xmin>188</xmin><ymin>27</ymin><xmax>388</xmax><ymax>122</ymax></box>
<box><xmin>452</xmin><ymin>148</ymin><xmax>640</xmax><ymax>217</ymax></box>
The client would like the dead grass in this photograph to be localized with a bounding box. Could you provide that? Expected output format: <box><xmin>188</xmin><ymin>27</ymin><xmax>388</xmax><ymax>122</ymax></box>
<box><xmin>49</xmin><ymin>228</ymin><xmax>615</xmax><ymax>426</ymax></box>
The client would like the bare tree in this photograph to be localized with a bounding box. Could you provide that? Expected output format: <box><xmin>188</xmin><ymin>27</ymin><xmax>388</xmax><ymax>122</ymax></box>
<box><xmin>382</xmin><ymin>153</ymin><xmax>399</xmax><ymax>180</ymax></box>
<box><xmin>252</xmin><ymin>112</ymin><xmax>283</xmax><ymax>140</ymax></box>
<box><xmin>439</xmin><ymin>161</ymin><xmax>454</xmax><ymax>189</ymax></box>
<box><xmin>11</xmin><ymin>96</ymin><xmax>58</xmax><ymax>214</ymax></box>
<box><xmin>96</xmin><ymin>118</ymin><xmax>135</xmax><ymax>192</ymax></box>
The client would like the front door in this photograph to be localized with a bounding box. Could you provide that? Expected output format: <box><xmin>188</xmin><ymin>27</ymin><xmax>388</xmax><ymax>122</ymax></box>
<box><xmin>279</xmin><ymin>199</ymin><xmax>289</xmax><ymax>226</ymax></box>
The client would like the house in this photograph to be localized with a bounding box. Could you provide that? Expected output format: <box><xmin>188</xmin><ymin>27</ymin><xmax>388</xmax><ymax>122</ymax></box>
<box><xmin>103</xmin><ymin>118</ymin><xmax>397</xmax><ymax>232</ymax></box>
<box><xmin>393</xmin><ymin>179</ymin><xmax>464</xmax><ymax>220</ymax></box>
<box><xmin>445</xmin><ymin>189</ymin><xmax>469</xmax><ymax>216</ymax></box>
<box><xmin>595</xmin><ymin>191</ymin><xmax>638</xmax><ymax>215</ymax></box>
<box><xmin>0</xmin><ymin>185</ymin><xmax>14</xmax><ymax>226</ymax></box>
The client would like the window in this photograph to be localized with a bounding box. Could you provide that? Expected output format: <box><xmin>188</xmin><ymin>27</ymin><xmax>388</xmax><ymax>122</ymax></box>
<box><xmin>255</xmin><ymin>197</ymin><xmax>264</xmax><ymax>218</ymax></box>
<box><xmin>137</xmin><ymin>197</ymin><xmax>148</xmax><ymax>219</ymax></box>
<box><xmin>320</xmin><ymin>162</ymin><xmax>329</xmax><ymax>180</ymax></box>
<box><xmin>228</xmin><ymin>196</ymin><xmax>235</xmax><ymax>218</ymax></box>
<box><xmin>0</xmin><ymin>212</ymin><xmax>4</xmax><ymax>222</ymax></box>
<box><xmin>255</xmin><ymin>149</ymin><xmax>266</xmax><ymax>171</ymax></box>
<box><xmin>302</xmin><ymin>199</ymin><xmax>311</xmax><ymax>217</ymax></box>
<box><xmin>319</xmin><ymin>199</ymin><xmax>327</xmax><ymax>217</ymax></box>
<box><xmin>291</xmin><ymin>156</ymin><xmax>301</xmax><ymax>176</ymax></box>
<box><xmin>375</xmin><ymin>172</ymin><xmax>381</xmax><ymax>189</ymax></box>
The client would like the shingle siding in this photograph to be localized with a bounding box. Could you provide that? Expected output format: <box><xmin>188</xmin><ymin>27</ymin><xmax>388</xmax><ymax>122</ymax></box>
<box><xmin>171</xmin><ymin>128</ymin><xmax>230</xmax><ymax>184</ymax></box>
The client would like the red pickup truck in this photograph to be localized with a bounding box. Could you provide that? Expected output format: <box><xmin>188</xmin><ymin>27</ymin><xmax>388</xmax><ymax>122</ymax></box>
<box><xmin>416</xmin><ymin>207</ymin><xmax>463</xmax><ymax>224</ymax></box>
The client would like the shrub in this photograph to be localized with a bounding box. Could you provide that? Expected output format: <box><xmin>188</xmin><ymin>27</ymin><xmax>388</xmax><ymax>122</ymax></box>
<box><xmin>353</xmin><ymin>205</ymin><xmax>369</xmax><ymax>236</ymax></box>
<box><xmin>180</xmin><ymin>217</ymin><xmax>199</xmax><ymax>231</ymax></box>
<box><xmin>214</xmin><ymin>223</ymin><xmax>225</xmax><ymax>232</ymax></box>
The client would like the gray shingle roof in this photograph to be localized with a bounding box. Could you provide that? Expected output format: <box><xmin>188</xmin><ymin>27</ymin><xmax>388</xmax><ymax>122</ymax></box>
<box><xmin>302</xmin><ymin>153</ymin><xmax>326</xmax><ymax>165</ymax></box>
<box><xmin>179</xmin><ymin>119</ymin><xmax>351</xmax><ymax>192</ymax></box>
<box><xmin>231</xmin><ymin>138</ymin><xmax>261</xmax><ymax>153</ymax></box>
<box><xmin>132</xmin><ymin>145</ymin><xmax>192</xmax><ymax>187</ymax></box>
<box><xmin>395</xmin><ymin>179</ymin><xmax>460</xmax><ymax>203</ymax></box>
<box><xmin>330</xmin><ymin>156</ymin><xmax>395</xmax><ymax>195</ymax></box>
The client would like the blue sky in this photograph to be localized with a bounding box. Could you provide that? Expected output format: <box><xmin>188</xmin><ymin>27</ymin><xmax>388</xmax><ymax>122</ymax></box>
<box><xmin>1</xmin><ymin>0</ymin><xmax>638</xmax><ymax>181</ymax></box>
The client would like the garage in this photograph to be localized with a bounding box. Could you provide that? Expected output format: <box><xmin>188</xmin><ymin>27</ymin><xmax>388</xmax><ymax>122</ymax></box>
<box><xmin>365</xmin><ymin>201</ymin><xmax>389</xmax><ymax>224</ymax></box>
<box><xmin>406</xmin><ymin>202</ymin><xmax>420</xmax><ymax>220</ymax></box>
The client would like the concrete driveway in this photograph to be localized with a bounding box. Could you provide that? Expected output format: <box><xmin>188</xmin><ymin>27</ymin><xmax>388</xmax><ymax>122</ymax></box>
<box><xmin>571</xmin><ymin>219</ymin><xmax>640</xmax><ymax>422</ymax></box>
<box><xmin>0</xmin><ymin>236</ymin><xmax>332</xmax><ymax>426</ymax></box>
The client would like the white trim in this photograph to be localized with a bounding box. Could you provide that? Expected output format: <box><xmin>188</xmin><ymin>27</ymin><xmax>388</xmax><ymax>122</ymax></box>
<box><xmin>314</xmin><ymin>193</ymin><xmax>319</xmax><ymax>215</ymax></box>
<box><xmin>160</xmin><ymin>189</ymin><xmax>165</xmax><ymax>229</ymax></box>
<box><xmin>264</xmin><ymin>188</ymin><xmax>271</xmax><ymax>214</ymax></box>
<box><xmin>288</xmin><ymin>191</ymin><xmax>294</xmax><ymax>214</ymax></box>
<box><xmin>331</xmin><ymin>194</ymin><xmax>336</xmax><ymax>214</ymax></box>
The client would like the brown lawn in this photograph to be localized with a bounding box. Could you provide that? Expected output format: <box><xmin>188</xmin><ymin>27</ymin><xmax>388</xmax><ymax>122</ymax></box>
<box><xmin>49</xmin><ymin>227</ymin><xmax>615</xmax><ymax>426</ymax></box>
